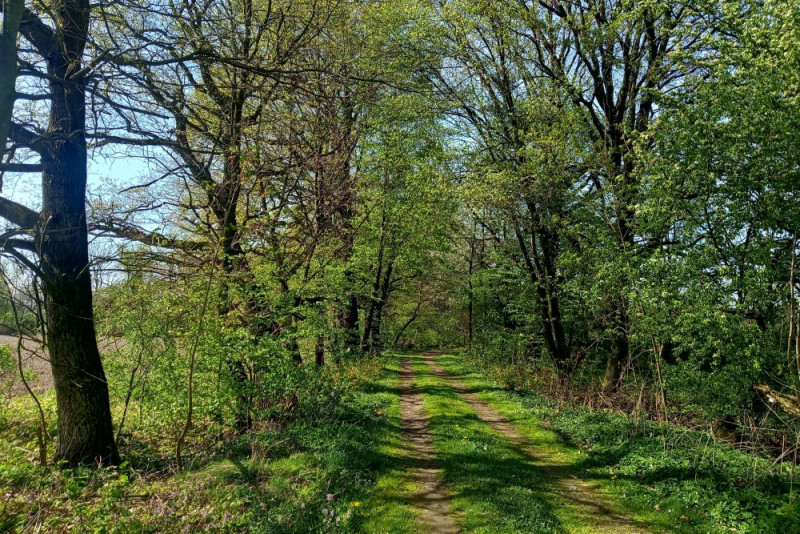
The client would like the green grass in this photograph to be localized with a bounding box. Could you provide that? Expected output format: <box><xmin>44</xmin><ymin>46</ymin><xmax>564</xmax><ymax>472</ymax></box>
<box><xmin>4</xmin><ymin>351</ymin><xmax>795</xmax><ymax>533</ymax></box>
<box><xmin>441</xmin><ymin>352</ymin><xmax>800</xmax><ymax>533</ymax></box>
<box><xmin>410</xmin><ymin>354</ymin><xmax>566</xmax><ymax>533</ymax></box>
<box><xmin>0</xmin><ymin>358</ymin><xmax>419</xmax><ymax>533</ymax></box>
<box><xmin>431</xmin><ymin>353</ymin><xmax>667</xmax><ymax>533</ymax></box>
<box><xmin>353</xmin><ymin>357</ymin><xmax>426</xmax><ymax>533</ymax></box>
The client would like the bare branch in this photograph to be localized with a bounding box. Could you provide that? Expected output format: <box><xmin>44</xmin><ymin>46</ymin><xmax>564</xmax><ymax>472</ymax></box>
<box><xmin>0</xmin><ymin>195</ymin><xmax>39</xmax><ymax>228</ymax></box>
<box><xmin>90</xmin><ymin>219</ymin><xmax>206</xmax><ymax>251</ymax></box>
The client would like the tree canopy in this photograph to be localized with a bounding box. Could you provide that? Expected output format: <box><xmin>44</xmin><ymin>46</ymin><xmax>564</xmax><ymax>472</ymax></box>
<box><xmin>0</xmin><ymin>0</ymin><xmax>799</xmax><ymax>530</ymax></box>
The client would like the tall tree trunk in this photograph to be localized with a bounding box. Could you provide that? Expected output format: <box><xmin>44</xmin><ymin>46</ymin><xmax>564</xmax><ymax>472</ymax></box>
<box><xmin>339</xmin><ymin>293</ymin><xmax>360</xmax><ymax>354</ymax></box>
<box><xmin>36</xmin><ymin>0</ymin><xmax>119</xmax><ymax>466</ymax></box>
<box><xmin>0</xmin><ymin>0</ymin><xmax>23</xmax><ymax>157</ymax></box>
<box><xmin>536</xmin><ymin>281</ymin><xmax>569</xmax><ymax>367</ymax></box>
<box><xmin>513</xmin><ymin>218</ymin><xmax>570</xmax><ymax>371</ymax></box>
<box><xmin>361</xmin><ymin>295</ymin><xmax>377</xmax><ymax>355</ymax></box>
<box><xmin>362</xmin><ymin>214</ymin><xmax>387</xmax><ymax>355</ymax></box>
<box><xmin>467</xmin><ymin>223</ymin><xmax>476</xmax><ymax>350</ymax></box>
<box><xmin>207</xmin><ymin>84</ymin><xmax>262</xmax><ymax>430</ymax></box>
<box><xmin>602</xmin><ymin>165</ymin><xmax>634</xmax><ymax>392</ymax></box>
<box><xmin>367</xmin><ymin>261</ymin><xmax>393</xmax><ymax>355</ymax></box>
<box><xmin>334</xmin><ymin>198</ymin><xmax>359</xmax><ymax>355</ymax></box>
<box><xmin>467</xmin><ymin>277</ymin><xmax>474</xmax><ymax>348</ymax></box>
<box><xmin>339</xmin><ymin>294</ymin><xmax>359</xmax><ymax>351</ymax></box>
<box><xmin>287</xmin><ymin>336</ymin><xmax>303</xmax><ymax>365</ymax></box>
<box><xmin>315</xmin><ymin>334</ymin><xmax>324</xmax><ymax>367</ymax></box>
<box><xmin>213</xmin><ymin>156</ymin><xmax>254</xmax><ymax>429</ymax></box>
<box><xmin>602</xmin><ymin>302</ymin><xmax>630</xmax><ymax>392</ymax></box>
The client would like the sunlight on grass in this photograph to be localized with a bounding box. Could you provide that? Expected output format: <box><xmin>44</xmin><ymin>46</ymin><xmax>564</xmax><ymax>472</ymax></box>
<box><xmin>433</xmin><ymin>352</ymin><xmax>800</xmax><ymax>534</ymax></box>
<box><xmin>357</xmin><ymin>357</ymin><xmax>426</xmax><ymax>533</ymax></box>
<box><xmin>432</xmin><ymin>352</ymin><xmax>669</xmax><ymax>533</ymax></box>
<box><xmin>412</xmin><ymin>354</ymin><xmax>566</xmax><ymax>533</ymax></box>
<box><xmin>0</xmin><ymin>358</ymin><xmax>422</xmax><ymax>533</ymax></box>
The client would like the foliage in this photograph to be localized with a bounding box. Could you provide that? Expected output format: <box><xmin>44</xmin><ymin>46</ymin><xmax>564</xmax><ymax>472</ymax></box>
<box><xmin>0</xmin><ymin>359</ymin><xmax>402</xmax><ymax>533</ymax></box>
<box><xmin>0</xmin><ymin>0</ymin><xmax>799</xmax><ymax>528</ymax></box>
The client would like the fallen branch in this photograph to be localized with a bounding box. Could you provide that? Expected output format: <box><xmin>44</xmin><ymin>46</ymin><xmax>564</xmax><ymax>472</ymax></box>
<box><xmin>755</xmin><ymin>384</ymin><xmax>800</xmax><ymax>417</ymax></box>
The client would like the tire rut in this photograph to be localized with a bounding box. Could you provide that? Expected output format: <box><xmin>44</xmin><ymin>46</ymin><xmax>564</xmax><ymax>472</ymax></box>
<box><xmin>399</xmin><ymin>356</ymin><xmax>459</xmax><ymax>533</ymax></box>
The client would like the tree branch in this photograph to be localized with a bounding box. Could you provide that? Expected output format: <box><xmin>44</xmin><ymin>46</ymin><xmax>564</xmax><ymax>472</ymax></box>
<box><xmin>8</xmin><ymin>122</ymin><xmax>43</xmax><ymax>151</ymax></box>
<box><xmin>90</xmin><ymin>220</ymin><xmax>206</xmax><ymax>251</ymax></box>
<box><xmin>17</xmin><ymin>7</ymin><xmax>59</xmax><ymax>57</ymax></box>
<box><xmin>0</xmin><ymin>163</ymin><xmax>42</xmax><ymax>172</ymax></box>
<box><xmin>0</xmin><ymin>195</ymin><xmax>39</xmax><ymax>228</ymax></box>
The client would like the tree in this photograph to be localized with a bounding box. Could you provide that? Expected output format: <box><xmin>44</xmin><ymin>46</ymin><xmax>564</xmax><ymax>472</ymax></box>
<box><xmin>0</xmin><ymin>0</ymin><xmax>23</xmax><ymax>157</ymax></box>
<box><xmin>428</xmin><ymin>0</ymin><xmax>590</xmax><ymax>374</ymax></box>
<box><xmin>636</xmin><ymin>0</ymin><xmax>800</xmax><ymax>417</ymax></box>
<box><xmin>91</xmin><ymin>0</ymin><xmax>340</xmax><ymax>426</ymax></box>
<box><xmin>0</xmin><ymin>0</ymin><xmax>119</xmax><ymax>466</ymax></box>
<box><xmin>354</xmin><ymin>94</ymin><xmax>455</xmax><ymax>355</ymax></box>
<box><xmin>499</xmin><ymin>0</ymin><xmax>717</xmax><ymax>390</ymax></box>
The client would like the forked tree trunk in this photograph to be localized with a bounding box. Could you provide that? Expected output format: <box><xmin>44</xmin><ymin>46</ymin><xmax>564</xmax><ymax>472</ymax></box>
<box><xmin>537</xmin><ymin>282</ymin><xmax>570</xmax><ymax>368</ymax></box>
<box><xmin>513</xmin><ymin>219</ymin><xmax>570</xmax><ymax>372</ymax></box>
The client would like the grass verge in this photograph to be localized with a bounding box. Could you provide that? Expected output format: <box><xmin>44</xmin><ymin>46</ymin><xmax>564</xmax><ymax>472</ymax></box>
<box><xmin>0</xmin><ymin>358</ymin><xmax>417</xmax><ymax>533</ymax></box>
<box><xmin>439</xmin><ymin>351</ymin><xmax>800</xmax><ymax>534</ymax></box>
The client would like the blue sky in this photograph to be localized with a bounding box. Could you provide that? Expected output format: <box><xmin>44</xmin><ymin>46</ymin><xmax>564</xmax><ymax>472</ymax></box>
<box><xmin>4</xmin><ymin>152</ymin><xmax>151</xmax><ymax>211</ymax></box>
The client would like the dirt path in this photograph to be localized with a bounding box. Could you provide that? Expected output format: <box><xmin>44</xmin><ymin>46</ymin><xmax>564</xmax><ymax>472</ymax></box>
<box><xmin>0</xmin><ymin>336</ymin><xmax>52</xmax><ymax>396</ymax></box>
<box><xmin>421</xmin><ymin>352</ymin><xmax>647</xmax><ymax>534</ymax></box>
<box><xmin>1</xmin><ymin>336</ymin><xmax>127</xmax><ymax>397</ymax></box>
<box><xmin>398</xmin><ymin>357</ymin><xmax>459</xmax><ymax>533</ymax></box>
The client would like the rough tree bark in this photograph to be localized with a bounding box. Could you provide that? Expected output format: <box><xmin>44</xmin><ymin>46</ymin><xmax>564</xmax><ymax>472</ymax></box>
<box><xmin>0</xmin><ymin>0</ymin><xmax>23</xmax><ymax>156</ymax></box>
<box><xmin>2</xmin><ymin>0</ymin><xmax>120</xmax><ymax>466</ymax></box>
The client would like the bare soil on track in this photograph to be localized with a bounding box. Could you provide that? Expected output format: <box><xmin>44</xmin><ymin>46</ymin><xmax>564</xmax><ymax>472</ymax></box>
<box><xmin>421</xmin><ymin>351</ymin><xmax>648</xmax><ymax>534</ymax></box>
<box><xmin>399</xmin><ymin>356</ymin><xmax>459</xmax><ymax>533</ymax></box>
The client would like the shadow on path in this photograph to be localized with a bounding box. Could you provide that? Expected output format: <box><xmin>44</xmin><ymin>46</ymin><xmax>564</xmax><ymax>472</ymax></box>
<box><xmin>421</xmin><ymin>351</ymin><xmax>650</xmax><ymax>534</ymax></box>
<box><xmin>399</xmin><ymin>357</ymin><xmax>459</xmax><ymax>533</ymax></box>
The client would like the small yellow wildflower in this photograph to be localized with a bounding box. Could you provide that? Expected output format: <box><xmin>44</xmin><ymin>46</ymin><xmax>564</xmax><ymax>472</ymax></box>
<box><xmin>351</xmin><ymin>501</ymin><xmax>361</xmax><ymax>507</ymax></box>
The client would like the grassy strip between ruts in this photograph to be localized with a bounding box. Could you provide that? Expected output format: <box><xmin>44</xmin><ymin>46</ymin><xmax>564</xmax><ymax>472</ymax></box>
<box><xmin>0</xmin><ymin>358</ymin><xmax>419</xmax><ymax>533</ymax></box>
<box><xmin>435</xmin><ymin>351</ymin><xmax>800</xmax><ymax>534</ymax></box>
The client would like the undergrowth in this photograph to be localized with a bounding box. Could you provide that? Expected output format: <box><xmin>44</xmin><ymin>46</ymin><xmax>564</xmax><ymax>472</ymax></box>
<box><xmin>0</xmin><ymin>358</ymin><xmax>398</xmax><ymax>533</ymax></box>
